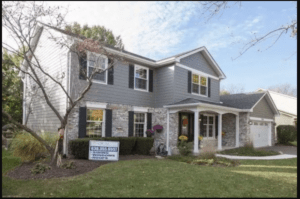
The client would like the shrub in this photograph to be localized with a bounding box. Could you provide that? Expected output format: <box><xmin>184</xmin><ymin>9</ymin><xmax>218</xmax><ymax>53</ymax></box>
<box><xmin>277</xmin><ymin>125</ymin><xmax>297</xmax><ymax>144</ymax></box>
<box><xmin>132</xmin><ymin>137</ymin><xmax>154</xmax><ymax>155</ymax></box>
<box><xmin>61</xmin><ymin>161</ymin><xmax>76</xmax><ymax>169</ymax></box>
<box><xmin>191</xmin><ymin>157</ymin><xmax>239</xmax><ymax>167</ymax></box>
<box><xmin>69</xmin><ymin>137</ymin><xmax>139</xmax><ymax>159</ymax></box>
<box><xmin>10</xmin><ymin>132</ymin><xmax>58</xmax><ymax>162</ymax></box>
<box><xmin>31</xmin><ymin>163</ymin><xmax>51</xmax><ymax>174</ymax></box>
<box><xmin>177</xmin><ymin>140</ymin><xmax>193</xmax><ymax>156</ymax></box>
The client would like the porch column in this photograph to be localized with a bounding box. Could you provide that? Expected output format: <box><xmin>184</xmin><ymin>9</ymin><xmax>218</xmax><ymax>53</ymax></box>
<box><xmin>236</xmin><ymin>114</ymin><xmax>239</xmax><ymax>147</ymax></box>
<box><xmin>218</xmin><ymin>113</ymin><xmax>222</xmax><ymax>150</ymax></box>
<box><xmin>167</xmin><ymin>109</ymin><xmax>171</xmax><ymax>155</ymax></box>
<box><xmin>194</xmin><ymin>110</ymin><xmax>199</xmax><ymax>154</ymax></box>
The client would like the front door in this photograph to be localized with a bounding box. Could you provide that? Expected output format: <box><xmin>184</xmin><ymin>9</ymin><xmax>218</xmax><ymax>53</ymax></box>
<box><xmin>179</xmin><ymin>113</ymin><xmax>194</xmax><ymax>142</ymax></box>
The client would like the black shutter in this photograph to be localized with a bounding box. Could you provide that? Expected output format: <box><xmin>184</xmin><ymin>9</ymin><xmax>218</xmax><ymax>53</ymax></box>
<box><xmin>208</xmin><ymin>77</ymin><xmax>211</xmax><ymax>97</ymax></box>
<box><xmin>215</xmin><ymin>115</ymin><xmax>218</xmax><ymax>137</ymax></box>
<box><xmin>129</xmin><ymin>64</ymin><xmax>134</xmax><ymax>89</ymax></box>
<box><xmin>200</xmin><ymin>114</ymin><xmax>204</xmax><ymax>136</ymax></box>
<box><xmin>78</xmin><ymin>107</ymin><xmax>87</xmax><ymax>138</ymax></box>
<box><xmin>147</xmin><ymin>113</ymin><xmax>152</xmax><ymax>130</ymax></box>
<box><xmin>188</xmin><ymin>71</ymin><xmax>192</xmax><ymax>93</ymax></box>
<box><xmin>149</xmin><ymin>69</ymin><xmax>153</xmax><ymax>92</ymax></box>
<box><xmin>79</xmin><ymin>56</ymin><xmax>87</xmax><ymax>80</ymax></box>
<box><xmin>178</xmin><ymin>113</ymin><xmax>182</xmax><ymax>136</ymax></box>
<box><xmin>128</xmin><ymin>111</ymin><xmax>134</xmax><ymax>136</ymax></box>
<box><xmin>107</xmin><ymin>58</ymin><xmax>114</xmax><ymax>85</ymax></box>
<box><xmin>105</xmin><ymin>109</ymin><xmax>112</xmax><ymax>137</ymax></box>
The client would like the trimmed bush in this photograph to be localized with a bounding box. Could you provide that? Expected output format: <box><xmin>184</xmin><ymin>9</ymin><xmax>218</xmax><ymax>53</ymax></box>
<box><xmin>10</xmin><ymin>132</ymin><xmax>58</xmax><ymax>162</ymax></box>
<box><xmin>277</xmin><ymin>125</ymin><xmax>297</xmax><ymax>144</ymax></box>
<box><xmin>177</xmin><ymin>140</ymin><xmax>193</xmax><ymax>156</ymax></box>
<box><xmin>69</xmin><ymin>137</ymin><xmax>138</xmax><ymax>159</ymax></box>
<box><xmin>132</xmin><ymin>137</ymin><xmax>154</xmax><ymax>155</ymax></box>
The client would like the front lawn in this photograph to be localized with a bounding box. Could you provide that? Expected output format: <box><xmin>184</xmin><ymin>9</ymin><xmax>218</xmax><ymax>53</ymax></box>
<box><xmin>218</xmin><ymin>146</ymin><xmax>280</xmax><ymax>156</ymax></box>
<box><xmin>289</xmin><ymin>141</ymin><xmax>297</xmax><ymax>146</ymax></box>
<box><xmin>2</xmin><ymin>150</ymin><xmax>297</xmax><ymax>197</ymax></box>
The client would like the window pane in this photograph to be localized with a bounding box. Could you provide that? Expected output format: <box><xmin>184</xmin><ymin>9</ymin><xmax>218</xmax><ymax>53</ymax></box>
<box><xmin>87</xmin><ymin>109</ymin><xmax>103</xmax><ymax>121</ymax></box>
<box><xmin>209</xmin><ymin>117</ymin><xmax>213</xmax><ymax>124</ymax></box>
<box><xmin>202</xmin><ymin>125</ymin><xmax>207</xmax><ymax>137</ymax></box>
<box><xmin>192</xmin><ymin>84</ymin><xmax>199</xmax><ymax>94</ymax></box>
<box><xmin>202</xmin><ymin>116</ymin><xmax>207</xmax><ymax>124</ymax></box>
<box><xmin>95</xmin><ymin>56</ymin><xmax>106</xmax><ymax>69</ymax></box>
<box><xmin>88</xmin><ymin>67</ymin><xmax>106</xmax><ymax>82</ymax></box>
<box><xmin>135</xmin><ymin>123</ymin><xmax>144</xmax><ymax>137</ymax></box>
<box><xmin>200</xmin><ymin>86</ymin><xmax>206</xmax><ymax>95</ymax></box>
<box><xmin>135</xmin><ymin>67</ymin><xmax>147</xmax><ymax>79</ymax></box>
<box><xmin>200</xmin><ymin>77</ymin><xmax>207</xmax><ymax>86</ymax></box>
<box><xmin>134</xmin><ymin>113</ymin><xmax>145</xmax><ymax>123</ymax></box>
<box><xmin>135</xmin><ymin>78</ymin><xmax>147</xmax><ymax>90</ymax></box>
<box><xmin>192</xmin><ymin>74</ymin><xmax>199</xmax><ymax>83</ymax></box>
<box><xmin>209</xmin><ymin>126</ymin><xmax>213</xmax><ymax>137</ymax></box>
<box><xmin>86</xmin><ymin>122</ymin><xmax>102</xmax><ymax>137</ymax></box>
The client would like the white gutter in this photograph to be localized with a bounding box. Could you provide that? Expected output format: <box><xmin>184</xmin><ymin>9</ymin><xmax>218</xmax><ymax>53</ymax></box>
<box><xmin>163</xmin><ymin>102</ymin><xmax>252</xmax><ymax>112</ymax></box>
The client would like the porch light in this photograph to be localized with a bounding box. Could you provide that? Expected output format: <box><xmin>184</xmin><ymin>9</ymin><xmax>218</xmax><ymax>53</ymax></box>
<box><xmin>248</xmin><ymin>121</ymin><xmax>253</xmax><ymax>125</ymax></box>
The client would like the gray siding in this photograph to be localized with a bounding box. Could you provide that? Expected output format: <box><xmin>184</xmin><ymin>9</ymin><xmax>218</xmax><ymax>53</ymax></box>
<box><xmin>154</xmin><ymin>66</ymin><xmax>175</xmax><ymax>108</ymax></box>
<box><xmin>26</xmin><ymin>27</ymin><xmax>68</xmax><ymax>132</ymax></box>
<box><xmin>180</xmin><ymin>52</ymin><xmax>219</xmax><ymax>77</ymax></box>
<box><xmin>250</xmin><ymin>96</ymin><xmax>275</xmax><ymax>119</ymax></box>
<box><xmin>173</xmin><ymin>66</ymin><xmax>220</xmax><ymax>104</ymax></box>
<box><xmin>70</xmin><ymin>52</ymin><xmax>154</xmax><ymax>107</ymax></box>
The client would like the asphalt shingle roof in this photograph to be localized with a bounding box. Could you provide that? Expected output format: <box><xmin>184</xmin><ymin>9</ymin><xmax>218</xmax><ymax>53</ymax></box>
<box><xmin>167</xmin><ymin>92</ymin><xmax>266</xmax><ymax>110</ymax></box>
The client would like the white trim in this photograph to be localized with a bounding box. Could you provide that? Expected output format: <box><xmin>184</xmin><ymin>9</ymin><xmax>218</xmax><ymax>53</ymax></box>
<box><xmin>176</xmin><ymin>63</ymin><xmax>219</xmax><ymax>80</ymax></box>
<box><xmin>133</xmin><ymin>112</ymin><xmax>147</xmax><ymax>137</ymax></box>
<box><xmin>194</xmin><ymin>110</ymin><xmax>199</xmax><ymax>154</ymax></box>
<box><xmin>133</xmin><ymin>106</ymin><xmax>149</xmax><ymax>112</ymax></box>
<box><xmin>268</xmin><ymin>122</ymin><xmax>272</xmax><ymax>146</ymax></box>
<box><xmin>86</xmin><ymin>101</ymin><xmax>108</xmax><ymax>109</ymax></box>
<box><xmin>236</xmin><ymin>114</ymin><xmax>239</xmax><ymax>147</ymax></box>
<box><xmin>250</xmin><ymin>117</ymin><xmax>274</xmax><ymax>122</ymax></box>
<box><xmin>167</xmin><ymin>109</ymin><xmax>170</xmax><ymax>155</ymax></box>
<box><xmin>218</xmin><ymin>113</ymin><xmax>222</xmax><ymax>150</ymax></box>
<box><xmin>134</xmin><ymin>64</ymin><xmax>149</xmax><ymax>92</ymax></box>
<box><xmin>191</xmin><ymin>72</ymin><xmax>208</xmax><ymax>97</ymax></box>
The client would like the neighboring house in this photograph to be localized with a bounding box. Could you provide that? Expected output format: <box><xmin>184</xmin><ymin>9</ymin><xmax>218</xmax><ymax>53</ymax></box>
<box><xmin>257</xmin><ymin>88</ymin><xmax>297</xmax><ymax>142</ymax></box>
<box><xmin>20</xmin><ymin>23</ymin><xmax>280</xmax><ymax>156</ymax></box>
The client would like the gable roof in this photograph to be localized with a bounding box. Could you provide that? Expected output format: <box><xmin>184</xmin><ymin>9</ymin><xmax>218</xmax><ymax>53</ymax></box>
<box><xmin>220</xmin><ymin>92</ymin><xmax>280</xmax><ymax>116</ymax></box>
<box><xmin>37</xmin><ymin>22</ymin><xmax>226</xmax><ymax>79</ymax></box>
<box><xmin>256</xmin><ymin>88</ymin><xmax>297</xmax><ymax>115</ymax></box>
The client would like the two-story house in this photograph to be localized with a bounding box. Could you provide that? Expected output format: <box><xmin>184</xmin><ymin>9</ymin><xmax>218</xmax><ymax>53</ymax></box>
<box><xmin>21</xmin><ymin>23</ymin><xmax>280</xmax><ymax>156</ymax></box>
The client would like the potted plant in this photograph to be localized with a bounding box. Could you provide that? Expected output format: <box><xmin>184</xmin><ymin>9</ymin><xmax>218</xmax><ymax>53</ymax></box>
<box><xmin>198</xmin><ymin>135</ymin><xmax>203</xmax><ymax>147</ymax></box>
<box><xmin>146</xmin><ymin>129</ymin><xmax>154</xmax><ymax>137</ymax></box>
<box><xmin>153</xmin><ymin>124</ymin><xmax>163</xmax><ymax>133</ymax></box>
<box><xmin>222</xmin><ymin>132</ymin><xmax>226</xmax><ymax>137</ymax></box>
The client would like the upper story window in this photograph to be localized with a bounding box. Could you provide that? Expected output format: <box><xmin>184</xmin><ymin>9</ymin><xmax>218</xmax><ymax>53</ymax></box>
<box><xmin>192</xmin><ymin>73</ymin><xmax>207</xmax><ymax>96</ymax></box>
<box><xmin>134</xmin><ymin>65</ymin><xmax>148</xmax><ymax>91</ymax></box>
<box><xmin>87</xmin><ymin>52</ymin><xmax>108</xmax><ymax>84</ymax></box>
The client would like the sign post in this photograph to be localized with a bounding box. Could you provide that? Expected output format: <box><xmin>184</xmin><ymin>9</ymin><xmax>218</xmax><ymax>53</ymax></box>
<box><xmin>89</xmin><ymin>140</ymin><xmax>120</xmax><ymax>161</ymax></box>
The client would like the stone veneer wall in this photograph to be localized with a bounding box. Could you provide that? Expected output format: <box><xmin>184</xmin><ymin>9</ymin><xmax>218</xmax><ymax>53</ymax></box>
<box><xmin>239</xmin><ymin>112</ymin><xmax>250</xmax><ymax>146</ymax></box>
<box><xmin>65</xmin><ymin>102</ymin><xmax>178</xmax><ymax>155</ymax></box>
<box><xmin>222</xmin><ymin>113</ymin><xmax>236</xmax><ymax>147</ymax></box>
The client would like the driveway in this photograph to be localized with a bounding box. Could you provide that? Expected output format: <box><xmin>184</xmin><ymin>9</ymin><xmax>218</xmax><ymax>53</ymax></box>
<box><xmin>258</xmin><ymin>145</ymin><xmax>297</xmax><ymax>155</ymax></box>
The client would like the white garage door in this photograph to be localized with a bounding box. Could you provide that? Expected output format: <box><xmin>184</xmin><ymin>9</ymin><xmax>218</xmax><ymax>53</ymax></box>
<box><xmin>251</xmin><ymin>122</ymin><xmax>270</xmax><ymax>148</ymax></box>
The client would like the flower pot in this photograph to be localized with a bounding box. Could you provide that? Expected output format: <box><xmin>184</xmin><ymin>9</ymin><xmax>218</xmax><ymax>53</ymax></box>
<box><xmin>156</xmin><ymin>129</ymin><xmax>162</xmax><ymax>133</ymax></box>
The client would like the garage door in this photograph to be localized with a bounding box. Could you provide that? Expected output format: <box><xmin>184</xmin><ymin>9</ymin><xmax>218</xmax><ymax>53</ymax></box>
<box><xmin>250</xmin><ymin>122</ymin><xmax>270</xmax><ymax>148</ymax></box>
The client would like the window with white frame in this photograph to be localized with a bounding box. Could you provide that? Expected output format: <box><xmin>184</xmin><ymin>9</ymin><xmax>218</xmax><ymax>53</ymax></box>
<box><xmin>87</xmin><ymin>52</ymin><xmax>108</xmax><ymax>84</ymax></box>
<box><xmin>201</xmin><ymin>115</ymin><xmax>215</xmax><ymax>138</ymax></box>
<box><xmin>86</xmin><ymin>108</ymin><xmax>105</xmax><ymax>137</ymax></box>
<box><xmin>192</xmin><ymin>73</ymin><xmax>207</xmax><ymax>96</ymax></box>
<box><xmin>134</xmin><ymin>65</ymin><xmax>148</xmax><ymax>91</ymax></box>
<box><xmin>134</xmin><ymin>113</ymin><xmax>146</xmax><ymax>137</ymax></box>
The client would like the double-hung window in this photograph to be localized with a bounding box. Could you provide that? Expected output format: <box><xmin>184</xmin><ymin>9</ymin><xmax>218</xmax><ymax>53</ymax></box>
<box><xmin>201</xmin><ymin>115</ymin><xmax>215</xmax><ymax>138</ymax></box>
<box><xmin>134</xmin><ymin>65</ymin><xmax>148</xmax><ymax>91</ymax></box>
<box><xmin>86</xmin><ymin>109</ymin><xmax>105</xmax><ymax>137</ymax></box>
<box><xmin>134</xmin><ymin>113</ymin><xmax>146</xmax><ymax>137</ymax></box>
<box><xmin>87</xmin><ymin>52</ymin><xmax>108</xmax><ymax>84</ymax></box>
<box><xmin>192</xmin><ymin>73</ymin><xmax>207</xmax><ymax>96</ymax></box>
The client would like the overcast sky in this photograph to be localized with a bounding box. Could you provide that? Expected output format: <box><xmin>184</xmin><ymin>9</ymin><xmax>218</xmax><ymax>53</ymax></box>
<box><xmin>3</xmin><ymin>1</ymin><xmax>297</xmax><ymax>92</ymax></box>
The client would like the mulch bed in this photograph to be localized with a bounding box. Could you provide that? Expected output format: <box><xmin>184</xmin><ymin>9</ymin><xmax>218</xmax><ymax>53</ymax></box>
<box><xmin>6</xmin><ymin>155</ymin><xmax>155</xmax><ymax>180</ymax></box>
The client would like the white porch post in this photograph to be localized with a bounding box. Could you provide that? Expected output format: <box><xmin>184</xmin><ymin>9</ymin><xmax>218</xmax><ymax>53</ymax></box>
<box><xmin>218</xmin><ymin>113</ymin><xmax>222</xmax><ymax>150</ymax></box>
<box><xmin>194</xmin><ymin>110</ymin><xmax>199</xmax><ymax>154</ymax></box>
<box><xmin>268</xmin><ymin>122</ymin><xmax>272</xmax><ymax>146</ymax></box>
<box><xmin>235</xmin><ymin>114</ymin><xmax>239</xmax><ymax>147</ymax></box>
<box><xmin>167</xmin><ymin>109</ymin><xmax>171</xmax><ymax>155</ymax></box>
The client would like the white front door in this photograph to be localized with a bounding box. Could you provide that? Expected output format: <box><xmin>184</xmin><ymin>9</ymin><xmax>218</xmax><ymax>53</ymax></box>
<box><xmin>251</xmin><ymin>122</ymin><xmax>270</xmax><ymax>148</ymax></box>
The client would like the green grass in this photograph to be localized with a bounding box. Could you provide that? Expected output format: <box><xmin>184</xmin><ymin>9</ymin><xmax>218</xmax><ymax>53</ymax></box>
<box><xmin>2</xmin><ymin>149</ymin><xmax>21</xmax><ymax>174</ymax></box>
<box><xmin>289</xmin><ymin>141</ymin><xmax>297</xmax><ymax>146</ymax></box>
<box><xmin>218</xmin><ymin>146</ymin><xmax>280</xmax><ymax>156</ymax></box>
<box><xmin>2</xmin><ymin>150</ymin><xmax>297</xmax><ymax>197</ymax></box>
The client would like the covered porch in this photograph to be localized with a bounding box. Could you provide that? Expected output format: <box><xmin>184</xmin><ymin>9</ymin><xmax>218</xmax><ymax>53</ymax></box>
<box><xmin>164</xmin><ymin>99</ymin><xmax>245</xmax><ymax>155</ymax></box>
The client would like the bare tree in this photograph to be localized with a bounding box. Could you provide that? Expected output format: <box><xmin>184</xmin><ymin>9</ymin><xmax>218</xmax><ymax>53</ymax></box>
<box><xmin>220</xmin><ymin>84</ymin><xmax>245</xmax><ymax>95</ymax></box>
<box><xmin>198</xmin><ymin>1</ymin><xmax>297</xmax><ymax>60</ymax></box>
<box><xmin>2</xmin><ymin>1</ymin><xmax>125</xmax><ymax>166</ymax></box>
<box><xmin>268</xmin><ymin>83</ymin><xmax>297</xmax><ymax>97</ymax></box>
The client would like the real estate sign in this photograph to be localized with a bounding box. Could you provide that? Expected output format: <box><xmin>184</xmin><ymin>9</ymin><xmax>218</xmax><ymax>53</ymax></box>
<box><xmin>89</xmin><ymin>140</ymin><xmax>120</xmax><ymax>161</ymax></box>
